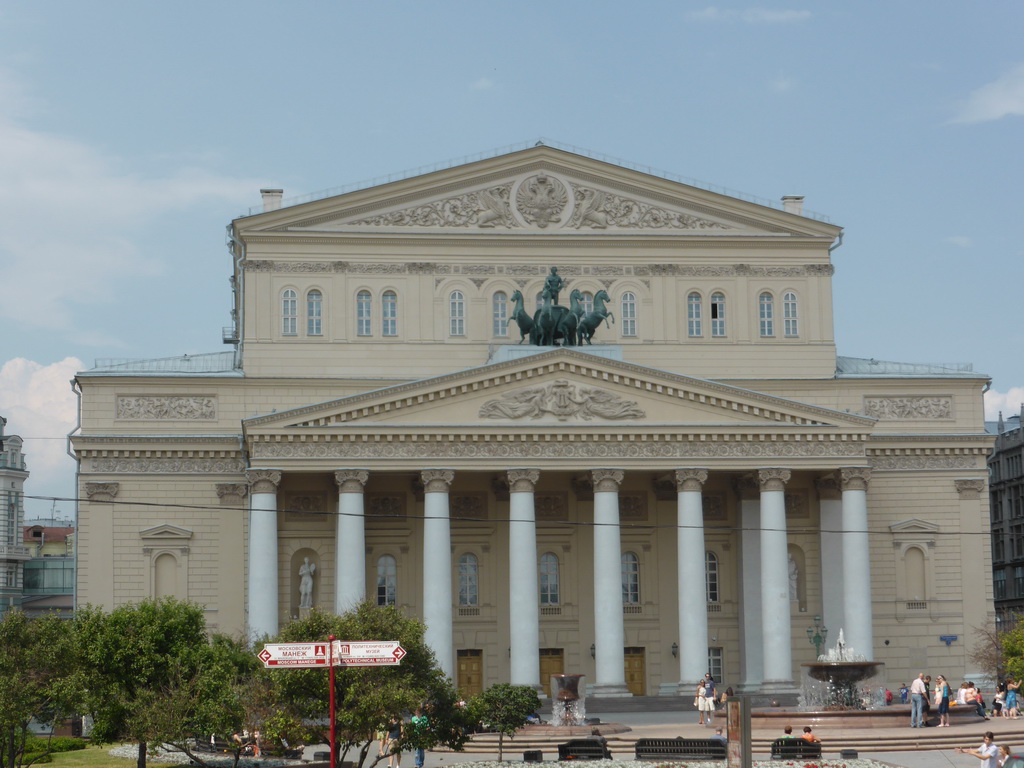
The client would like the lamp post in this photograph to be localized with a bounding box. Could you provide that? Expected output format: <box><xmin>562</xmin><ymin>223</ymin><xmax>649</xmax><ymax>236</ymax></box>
<box><xmin>807</xmin><ymin>615</ymin><xmax>828</xmax><ymax>658</ymax></box>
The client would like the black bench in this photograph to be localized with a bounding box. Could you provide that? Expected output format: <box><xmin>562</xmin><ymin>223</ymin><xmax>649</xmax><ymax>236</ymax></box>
<box><xmin>558</xmin><ymin>739</ymin><xmax>612</xmax><ymax>760</ymax></box>
<box><xmin>634</xmin><ymin>737</ymin><xmax>726</xmax><ymax>761</ymax></box>
<box><xmin>770</xmin><ymin>738</ymin><xmax>822</xmax><ymax>760</ymax></box>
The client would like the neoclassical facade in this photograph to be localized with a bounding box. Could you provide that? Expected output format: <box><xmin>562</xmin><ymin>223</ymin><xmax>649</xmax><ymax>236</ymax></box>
<box><xmin>72</xmin><ymin>145</ymin><xmax>994</xmax><ymax>697</ymax></box>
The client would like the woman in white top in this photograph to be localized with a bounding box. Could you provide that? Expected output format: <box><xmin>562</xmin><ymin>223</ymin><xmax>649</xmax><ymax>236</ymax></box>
<box><xmin>696</xmin><ymin>681</ymin><xmax>709</xmax><ymax>725</ymax></box>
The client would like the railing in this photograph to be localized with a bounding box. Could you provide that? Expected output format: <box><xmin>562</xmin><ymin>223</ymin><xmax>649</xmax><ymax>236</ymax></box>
<box><xmin>906</xmin><ymin>601</ymin><xmax>928</xmax><ymax>610</ymax></box>
<box><xmin>0</xmin><ymin>546</ymin><xmax>31</xmax><ymax>559</ymax></box>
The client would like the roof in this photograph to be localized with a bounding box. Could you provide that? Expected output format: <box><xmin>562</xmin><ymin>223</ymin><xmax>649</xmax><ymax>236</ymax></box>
<box><xmin>82</xmin><ymin>351</ymin><xmax>240</xmax><ymax>377</ymax></box>
<box><xmin>23</xmin><ymin>526</ymin><xmax>74</xmax><ymax>541</ymax></box>
<box><xmin>836</xmin><ymin>356</ymin><xmax>987</xmax><ymax>379</ymax></box>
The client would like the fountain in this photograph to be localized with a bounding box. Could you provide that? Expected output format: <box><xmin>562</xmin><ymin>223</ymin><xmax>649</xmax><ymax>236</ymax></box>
<box><xmin>800</xmin><ymin>630</ymin><xmax>884</xmax><ymax>711</ymax></box>
<box><xmin>550</xmin><ymin>674</ymin><xmax>586</xmax><ymax>726</ymax></box>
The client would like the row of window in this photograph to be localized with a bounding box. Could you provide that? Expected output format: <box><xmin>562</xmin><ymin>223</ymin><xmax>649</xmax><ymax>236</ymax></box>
<box><xmin>375</xmin><ymin>551</ymin><xmax>721</xmax><ymax>607</ymax></box>
<box><xmin>994</xmin><ymin>567</ymin><xmax>1024</xmax><ymax>600</ymax></box>
<box><xmin>280</xmin><ymin>289</ymin><xmax>800</xmax><ymax>339</ymax></box>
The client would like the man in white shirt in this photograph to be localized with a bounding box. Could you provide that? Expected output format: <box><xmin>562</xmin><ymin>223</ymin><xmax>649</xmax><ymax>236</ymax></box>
<box><xmin>910</xmin><ymin>673</ymin><xmax>927</xmax><ymax>728</ymax></box>
<box><xmin>956</xmin><ymin>731</ymin><xmax>998</xmax><ymax>768</ymax></box>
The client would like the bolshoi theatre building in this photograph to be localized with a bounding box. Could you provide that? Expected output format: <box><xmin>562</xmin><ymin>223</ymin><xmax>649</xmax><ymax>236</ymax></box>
<box><xmin>72</xmin><ymin>144</ymin><xmax>994</xmax><ymax>698</ymax></box>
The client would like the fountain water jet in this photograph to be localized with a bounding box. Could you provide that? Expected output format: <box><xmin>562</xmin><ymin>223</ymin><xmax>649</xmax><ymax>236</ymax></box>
<box><xmin>800</xmin><ymin>629</ymin><xmax>884</xmax><ymax>711</ymax></box>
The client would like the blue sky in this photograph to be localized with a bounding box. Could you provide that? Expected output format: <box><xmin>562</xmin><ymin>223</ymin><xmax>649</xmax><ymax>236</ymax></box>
<box><xmin>1</xmin><ymin>1</ymin><xmax>1022</xmax><ymax>518</ymax></box>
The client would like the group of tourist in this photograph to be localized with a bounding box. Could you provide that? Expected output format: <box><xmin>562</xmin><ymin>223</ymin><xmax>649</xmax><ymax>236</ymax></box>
<box><xmin>693</xmin><ymin>673</ymin><xmax>733</xmax><ymax>726</ymax></box>
<box><xmin>376</xmin><ymin>707</ymin><xmax>430</xmax><ymax>768</ymax></box>
<box><xmin>955</xmin><ymin>732</ymin><xmax>1016</xmax><ymax>768</ymax></box>
<box><xmin>994</xmin><ymin>680</ymin><xmax>1022</xmax><ymax>718</ymax></box>
<box><xmin>908</xmin><ymin>672</ymin><xmax>993</xmax><ymax>728</ymax></box>
<box><xmin>779</xmin><ymin>724</ymin><xmax>820</xmax><ymax>743</ymax></box>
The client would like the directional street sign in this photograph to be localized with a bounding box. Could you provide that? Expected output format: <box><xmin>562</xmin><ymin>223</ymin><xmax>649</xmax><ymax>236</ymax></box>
<box><xmin>331</xmin><ymin>640</ymin><xmax>407</xmax><ymax>666</ymax></box>
<box><xmin>257</xmin><ymin>642</ymin><xmax>331</xmax><ymax>668</ymax></box>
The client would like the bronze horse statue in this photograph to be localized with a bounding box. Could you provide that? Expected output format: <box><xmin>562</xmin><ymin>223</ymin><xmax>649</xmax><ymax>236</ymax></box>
<box><xmin>509</xmin><ymin>290</ymin><xmax>534</xmax><ymax>344</ymax></box>
<box><xmin>532</xmin><ymin>286</ymin><xmax>577</xmax><ymax>346</ymax></box>
<box><xmin>577</xmin><ymin>289</ymin><xmax>615</xmax><ymax>345</ymax></box>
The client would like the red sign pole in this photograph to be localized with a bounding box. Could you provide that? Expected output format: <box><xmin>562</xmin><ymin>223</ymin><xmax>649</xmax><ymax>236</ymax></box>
<box><xmin>329</xmin><ymin>635</ymin><xmax>337</xmax><ymax>768</ymax></box>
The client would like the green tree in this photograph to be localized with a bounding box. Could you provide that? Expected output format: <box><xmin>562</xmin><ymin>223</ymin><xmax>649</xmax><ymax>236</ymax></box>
<box><xmin>270</xmin><ymin>604</ymin><xmax>473</xmax><ymax>768</ymax></box>
<box><xmin>468</xmin><ymin>684</ymin><xmax>541</xmax><ymax>762</ymax></box>
<box><xmin>0</xmin><ymin>610</ymin><xmax>82</xmax><ymax>768</ymax></box>
<box><xmin>74</xmin><ymin>599</ymin><xmax>212</xmax><ymax>768</ymax></box>
<box><xmin>1001</xmin><ymin>618</ymin><xmax>1024</xmax><ymax>681</ymax></box>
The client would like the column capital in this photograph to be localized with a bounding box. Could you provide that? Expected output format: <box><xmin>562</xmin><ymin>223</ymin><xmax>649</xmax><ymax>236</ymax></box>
<box><xmin>84</xmin><ymin>482</ymin><xmax>119</xmax><ymax>501</ymax></box>
<box><xmin>674</xmin><ymin>468</ymin><xmax>709</xmax><ymax>492</ymax></box>
<box><xmin>954</xmin><ymin>478</ymin><xmax>985</xmax><ymax>499</ymax></box>
<box><xmin>334</xmin><ymin>470</ymin><xmax>369</xmax><ymax>493</ymax></box>
<box><xmin>815</xmin><ymin>472</ymin><xmax>841</xmax><ymax>500</ymax></box>
<box><xmin>757</xmin><ymin>468</ymin><xmax>791</xmax><ymax>492</ymax></box>
<box><xmin>507</xmin><ymin>469</ymin><xmax>540</xmax><ymax>493</ymax></box>
<box><xmin>246</xmin><ymin>469</ymin><xmax>282</xmax><ymax>494</ymax></box>
<box><xmin>591</xmin><ymin>468</ymin><xmax>624</xmax><ymax>493</ymax></box>
<box><xmin>421</xmin><ymin>469</ymin><xmax>455</xmax><ymax>493</ymax></box>
<box><xmin>840</xmin><ymin>467</ymin><xmax>872</xmax><ymax>492</ymax></box>
<box><xmin>216</xmin><ymin>483</ymin><xmax>248</xmax><ymax>504</ymax></box>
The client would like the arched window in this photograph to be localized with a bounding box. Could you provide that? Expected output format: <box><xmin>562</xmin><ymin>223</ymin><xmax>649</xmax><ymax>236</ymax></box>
<box><xmin>306</xmin><ymin>290</ymin><xmax>322</xmax><ymax>336</ymax></box>
<box><xmin>759</xmin><ymin>292</ymin><xmax>774</xmax><ymax>337</ymax></box>
<box><xmin>535</xmin><ymin>292</ymin><xmax>544</xmax><ymax>312</ymax></box>
<box><xmin>382</xmin><ymin>290</ymin><xmax>397</xmax><ymax>337</ymax></box>
<box><xmin>357</xmin><ymin>290</ymin><xmax>372</xmax><ymax>336</ymax></box>
<box><xmin>492</xmin><ymin>292</ymin><xmax>508</xmax><ymax>337</ymax></box>
<box><xmin>621</xmin><ymin>551</ymin><xmax>640</xmax><ymax>604</ymax></box>
<box><xmin>706</xmin><ymin>551</ymin><xmax>719</xmax><ymax>603</ymax></box>
<box><xmin>540</xmin><ymin>552</ymin><xmax>560</xmax><ymax>605</ymax></box>
<box><xmin>282</xmin><ymin>289</ymin><xmax>297</xmax><ymax>336</ymax></box>
<box><xmin>621</xmin><ymin>292</ymin><xmax>637</xmax><ymax>337</ymax></box>
<box><xmin>905</xmin><ymin>546</ymin><xmax>926</xmax><ymax>602</ymax></box>
<box><xmin>783</xmin><ymin>291</ymin><xmax>799</xmax><ymax>337</ymax></box>
<box><xmin>449</xmin><ymin>291</ymin><xmax>465</xmax><ymax>336</ymax></box>
<box><xmin>581</xmin><ymin>292</ymin><xmax>594</xmax><ymax>316</ymax></box>
<box><xmin>687</xmin><ymin>292</ymin><xmax>703</xmax><ymax>337</ymax></box>
<box><xmin>376</xmin><ymin>555</ymin><xmax>397</xmax><ymax>606</ymax></box>
<box><xmin>711</xmin><ymin>292</ymin><xmax>726</xmax><ymax>337</ymax></box>
<box><xmin>458</xmin><ymin>553</ymin><xmax>479</xmax><ymax>606</ymax></box>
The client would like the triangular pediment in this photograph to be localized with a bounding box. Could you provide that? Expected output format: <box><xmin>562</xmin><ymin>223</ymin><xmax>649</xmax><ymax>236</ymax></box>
<box><xmin>139</xmin><ymin>524</ymin><xmax>193</xmax><ymax>541</ymax></box>
<box><xmin>244</xmin><ymin>349</ymin><xmax>872</xmax><ymax>434</ymax></box>
<box><xmin>889</xmin><ymin>518</ymin><xmax>940</xmax><ymax>535</ymax></box>
<box><xmin>239</xmin><ymin>146</ymin><xmax>839</xmax><ymax>239</ymax></box>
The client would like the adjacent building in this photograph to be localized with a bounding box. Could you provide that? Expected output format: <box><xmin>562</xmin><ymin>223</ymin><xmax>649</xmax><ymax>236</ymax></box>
<box><xmin>71</xmin><ymin>144</ymin><xmax>994</xmax><ymax>697</ymax></box>
<box><xmin>21</xmin><ymin>520</ymin><xmax>75</xmax><ymax>619</ymax></box>
<box><xmin>0</xmin><ymin>416</ymin><xmax>31</xmax><ymax>616</ymax></box>
<box><xmin>989</xmin><ymin>409</ymin><xmax>1024</xmax><ymax>627</ymax></box>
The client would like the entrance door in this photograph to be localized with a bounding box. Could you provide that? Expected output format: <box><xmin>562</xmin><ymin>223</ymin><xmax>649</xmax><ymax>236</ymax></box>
<box><xmin>539</xmin><ymin>648</ymin><xmax>565</xmax><ymax>696</ymax></box>
<box><xmin>624</xmin><ymin>647</ymin><xmax>646</xmax><ymax>696</ymax></box>
<box><xmin>457</xmin><ymin>649</ymin><xmax>483</xmax><ymax>697</ymax></box>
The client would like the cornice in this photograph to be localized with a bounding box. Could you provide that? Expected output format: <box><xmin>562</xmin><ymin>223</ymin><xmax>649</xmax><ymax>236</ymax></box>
<box><xmin>72</xmin><ymin>435</ymin><xmax>242</xmax><ymax>447</ymax></box>
<box><xmin>240</xmin><ymin>234</ymin><xmax>829</xmax><ymax>249</ymax></box>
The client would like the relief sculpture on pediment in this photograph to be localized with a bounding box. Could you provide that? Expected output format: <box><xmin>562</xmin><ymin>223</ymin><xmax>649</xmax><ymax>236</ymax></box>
<box><xmin>479</xmin><ymin>379</ymin><xmax>645</xmax><ymax>421</ymax></box>
<box><xmin>568</xmin><ymin>185</ymin><xmax>732</xmax><ymax>230</ymax></box>
<box><xmin>350</xmin><ymin>184</ymin><xmax>515</xmax><ymax>228</ymax></box>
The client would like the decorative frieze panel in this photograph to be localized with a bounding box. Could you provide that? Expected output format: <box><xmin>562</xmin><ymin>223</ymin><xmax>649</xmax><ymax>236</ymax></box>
<box><xmin>702</xmin><ymin>495</ymin><xmax>726</xmax><ymax>521</ymax></box>
<box><xmin>451</xmin><ymin>493</ymin><xmax>487</xmax><ymax>520</ymax></box>
<box><xmin>90</xmin><ymin>458</ymin><xmax>246</xmax><ymax>473</ymax></box>
<box><xmin>785</xmin><ymin>492</ymin><xmax>809</xmax><ymax>520</ymax></box>
<box><xmin>367</xmin><ymin>494</ymin><xmax>405</xmax><ymax>517</ymax></box>
<box><xmin>479</xmin><ymin>379</ymin><xmax>645</xmax><ymax>421</ymax></box>
<box><xmin>285</xmin><ymin>494</ymin><xmax>325</xmax><ymax>513</ymax></box>
<box><xmin>863</xmin><ymin>396</ymin><xmax>952</xmax><ymax>420</ymax></box>
<box><xmin>619</xmin><ymin>492</ymin><xmax>648</xmax><ymax>521</ymax></box>
<box><xmin>116</xmin><ymin>396</ymin><xmax>217</xmax><ymax>420</ymax></box>
<box><xmin>870</xmin><ymin>456</ymin><xmax>978</xmax><ymax>471</ymax></box>
<box><xmin>536</xmin><ymin>493</ymin><xmax>568</xmax><ymax>521</ymax></box>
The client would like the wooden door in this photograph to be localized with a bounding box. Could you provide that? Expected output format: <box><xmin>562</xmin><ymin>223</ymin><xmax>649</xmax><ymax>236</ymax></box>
<box><xmin>624</xmin><ymin>647</ymin><xmax>646</xmax><ymax>696</ymax></box>
<box><xmin>539</xmin><ymin>648</ymin><xmax>565</xmax><ymax>696</ymax></box>
<box><xmin>457</xmin><ymin>649</ymin><xmax>483</xmax><ymax>697</ymax></box>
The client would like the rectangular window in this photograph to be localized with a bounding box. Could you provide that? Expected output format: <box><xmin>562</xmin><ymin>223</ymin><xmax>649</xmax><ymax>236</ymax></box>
<box><xmin>493</xmin><ymin>294</ymin><xmax>508</xmax><ymax>337</ymax></box>
<box><xmin>382</xmin><ymin>293</ymin><xmax>397</xmax><ymax>337</ymax></box>
<box><xmin>1016</xmin><ymin>566</ymin><xmax>1024</xmax><ymax>597</ymax></box>
<box><xmin>995</xmin><ymin>570</ymin><xmax>1007</xmax><ymax>600</ymax></box>
<box><xmin>707</xmin><ymin>647</ymin><xmax>724</xmax><ymax>684</ymax></box>
<box><xmin>621</xmin><ymin>293</ymin><xmax>637</xmax><ymax>337</ymax></box>
<box><xmin>357</xmin><ymin>293</ymin><xmax>372</xmax><ymax>336</ymax></box>
<box><xmin>687</xmin><ymin>294</ymin><xmax>702</xmax><ymax>337</ymax></box>
<box><xmin>711</xmin><ymin>295</ymin><xmax>726</xmax><ymax>337</ymax></box>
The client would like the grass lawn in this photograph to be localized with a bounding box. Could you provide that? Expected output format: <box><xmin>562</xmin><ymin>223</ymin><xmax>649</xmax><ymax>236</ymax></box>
<box><xmin>47</xmin><ymin>745</ymin><xmax>137</xmax><ymax>768</ymax></box>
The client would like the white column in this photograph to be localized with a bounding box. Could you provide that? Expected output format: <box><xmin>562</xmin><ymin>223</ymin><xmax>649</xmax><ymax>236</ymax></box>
<box><xmin>334</xmin><ymin>470</ymin><xmax>369</xmax><ymax>615</ymax></box>
<box><xmin>817</xmin><ymin>474</ymin><xmax>844</xmax><ymax>646</ymax></box>
<box><xmin>759</xmin><ymin>468</ymin><xmax>794</xmax><ymax>692</ymax></box>
<box><xmin>676</xmin><ymin>468</ymin><xmax>709</xmax><ymax>689</ymax></box>
<box><xmin>591</xmin><ymin>468</ymin><xmax>630</xmax><ymax>696</ymax></box>
<box><xmin>736</xmin><ymin>477</ymin><xmax>763</xmax><ymax>692</ymax></box>
<box><xmin>421</xmin><ymin>469</ymin><xmax>454</xmax><ymax>680</ymax></box>
<box><xmin>246</xmin><ymin>469</ymin><xmax>281</xmax><ymax>641</ymax></box>
<box><xmin>840</xmin><ymin>467</ymin><xmax>873</xmax><ymax>659</ymax></box>
<box><xmin>508</xmin><ymin>469</ymin><xmax>541</xmax><ymax>690</ymax></box>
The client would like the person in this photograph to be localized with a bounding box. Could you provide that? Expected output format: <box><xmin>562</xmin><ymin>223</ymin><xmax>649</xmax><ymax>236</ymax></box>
<box><xmin>587</xmin><ymin>727</ymin><xmax>611</xmax><ymax>758</ymax></box>
<box><xmin>910</xmin><ymin>672</ymin><xmax>927</xmax><ymax>728</ymax></box>
<box><xmin>970</xmin><ymin>682</ymin><xmax>990</xmax><ymax>719</ymax></box>
<box><xmin>696</xmin><ymin>680</ymin><xmax>713</xmax><ymax>726</ymax></box>
<box><xmin>995</xmin><ymin>686</ymin><xmax>1006</xmax><ymax>718</ymax></box>
<box><xmin>721</xmin><ymin>686</ymin><xmax>733</xmax><ymax>707</ymax></box>
<box><xmin>298</xmin><ymin>557</ymin><xmax>315</xmax><ymax>609</ymax></box>
<box><xmin>386</xmin><ymin>717</ymin><xmax>402</xmax><ymax>768</ymax></box>
<box><xmin>376</xmin><ymin>723</ymin><xmax>389</xmax><ymax>759</ymax></box>
<box><xmin>936</xmin><ymin>675</ymin><xmax>951</xmax><ymax>727</ymax></box>
<box><xmin>956</xmin><ymin>731</ymin><xmax>999</xmax><ymax>768</ymax></box>
<box><xmin>885</xmin><ymin>688</ymin><xmax>893</xmax><ymax>706</ymax></box>
<box><xmin>1008</xmin><ymin>680</ymin><xmax>1020</xmax><ymax>719</ymax></box>
<box><xmin>924</xmin><ymin>675</ymin><xmax>934</xmax><ymax>726</ymax></box>
<box><xmin>780</xmin><ymin>725</ymin><xmax>796</xmax><ymax>740</ymax></box>
<box><xmin>704</xmin><ymin>674</ymin><xmax>716</xmax><ymax>710</ymax></box>
<box><xmin>710</xmin><ymin>727</ymin><xmax>727</xmax><ymax>746</ymax></box>
<box><xmin>900</xmin><ymin>683</ymin><xmax>909</xmax><ymax>704</ymax></box>
<box><xmin>543</xmin><ymin>266</ymin><xmax>564</xmax><ymax>306</ymax></box>
<box><xmin>801</xmin><ymin>726</ymin><xmax>819</xmax><ymax>743</ymax></box>
<box><xmin>999</xmin><ymin>744</ymin><xmax>1012</xmax><ymax>767</ymax></box>
<box><xmin>411</xmin><ymin>707</ymin><xmax>429</xmax><ymax>768</ymax></box>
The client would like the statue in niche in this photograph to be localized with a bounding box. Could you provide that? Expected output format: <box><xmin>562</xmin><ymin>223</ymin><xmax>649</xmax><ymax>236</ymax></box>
<box><xmin>788</xmin><ymin>555</ymin><xmax>799</xmax><ymax>602</ymax></box>
<box><xmin>299</xmin><ymin>557</ymin><xmax>316</xmax><ymax>609</ymax></box>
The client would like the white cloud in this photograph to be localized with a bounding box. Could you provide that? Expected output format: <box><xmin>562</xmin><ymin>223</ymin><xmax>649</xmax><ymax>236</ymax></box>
<box><xmin>471</xmin><ymin>77</ymin><xmax>495</xmax><ymax>91</ymax></box>
<box><xmin>951</xmin><ymin>63</ymin><xmax>1024</xmax><ymax>124</ymax></box>
<box><xmin>688</xmin><ymin>7</ymin><xmax>811</xmax><ymax>23</ymax></box>
<box><xmin>0</xmin><ymin>67</ymin><xmax>262</xmax><ymax>336</ymax></box>
<box><xmin>770</xmin><ymin>75</ymin><xmax>796</xmax><ymax>92</ymax></box>
<box><xmin>0</xmin><ymin>357</ymin><xmax>83</xmax><ymax>519</ymax></box>
<box><xmin>945</xmin><ymin>236</ymin><xmax>973</xmax><ymax>248</ymax></box>
<box><xmin>985</xmin><ymin>386</ymin><xmax>1024</xmax><ymax>421</ymax></box>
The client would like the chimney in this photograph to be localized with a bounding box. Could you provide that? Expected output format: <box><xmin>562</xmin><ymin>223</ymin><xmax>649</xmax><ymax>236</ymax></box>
<box><xmin>781</xmin><ymin>196</ymin><xmax>804</xmax><ymax>216</ymax></box>
<box><xmin>260</xmin><ymin>189</ymin><xmax>284</xmax><ymax>212</ymax></box>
